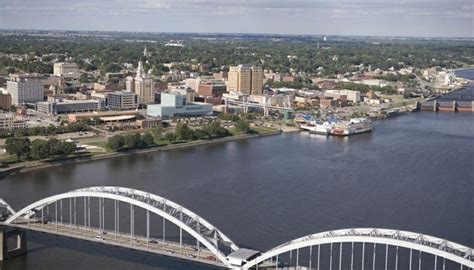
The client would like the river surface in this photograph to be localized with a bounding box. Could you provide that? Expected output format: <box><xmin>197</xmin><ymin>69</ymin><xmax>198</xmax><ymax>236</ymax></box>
<box><xmin>439</xmin><ymin>68</ymin><xmax>474</xmax><ymax>101</ymax></box>
<box><xmin>0</xmin><ymin>112</ymin><xmax>472</xmax><ymax>270</ymax></box>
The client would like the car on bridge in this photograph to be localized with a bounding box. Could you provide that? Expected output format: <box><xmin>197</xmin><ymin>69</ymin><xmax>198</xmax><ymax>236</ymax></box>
<box><xmin>206</xmin><ymin>255</ymin><xmax>216</xmax><ymax>261</ymax></box>
<box><xmin>95</xmin><ymin>236</ymin><xmax>105</xmax><ymax>241</ymax></box>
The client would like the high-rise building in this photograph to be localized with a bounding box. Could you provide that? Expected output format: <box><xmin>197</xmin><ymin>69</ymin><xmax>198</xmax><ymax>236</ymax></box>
<box><xmin>6</xmin><ymin>74</ymin><xmax>44</xmax><ymax>106</ymax></box>
<box><xmin>228</xmin><ymin>65</ymin><xmax>263</xmax><ymax>95</ymax></box>
<box><xmin>53</xmin><ymin>62</ymin><xmax>79</xmax><ymax>79</ymax></box>
<box><xmin>126</xmin><ymin>61</ymin><xmax>155</xmax><ymax>104</ymax></box>
<box><xmin>0</xmin><ymin>92</ymin><xmax>12</xmax><ymax>111</ymax></box>
<box><xmin>107</xmin><ymin>91</ymin><xmax>139</xmax><ymax>110</ymax></box>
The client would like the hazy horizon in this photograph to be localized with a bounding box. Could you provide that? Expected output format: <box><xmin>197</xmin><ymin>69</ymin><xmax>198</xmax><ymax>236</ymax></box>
<box><xmin>0</xmin><ymin>0</ymin><xmax>473</xmax><ymax>38</ymax></box>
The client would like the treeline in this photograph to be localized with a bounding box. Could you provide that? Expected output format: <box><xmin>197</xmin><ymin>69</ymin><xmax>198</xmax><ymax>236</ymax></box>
<box><xmin>107</xmin><ymin>121</ymin><xmax>250</xmax><ymax>152</ymax></box>
<box><xmin>0</xmin><ymin>123</ymin><xmax>91</xmax><ymax>139</ymax></box>
<box><xmin>5</xmin><ymin>137</ymin><xmax>76</xmax><ymax>162</ymax></box>
<box><xmin>1</xmin><ymin>34</ymin><xmax>473</xmax><ymax>78</ymax></box>
<box><xmin>0</xmin><ymin>56</ymin><xmax>53</xmax><ymax>75</ymax></box>
<box><xmin>268</xmin><ymin>79</ymin><xmax>320</xmax><ymax>90</ymax></box>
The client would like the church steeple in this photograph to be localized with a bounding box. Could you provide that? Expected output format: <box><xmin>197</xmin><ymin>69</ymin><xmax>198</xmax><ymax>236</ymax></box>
<box><xmin>143</xmin><ymin>46</ymin><xmax>148</xmax><ymax>57</ymax></box>
<box><xmin>136</xmin><ymin>61</ymin><xmax>144</xmax><ymax>78</ymax></box>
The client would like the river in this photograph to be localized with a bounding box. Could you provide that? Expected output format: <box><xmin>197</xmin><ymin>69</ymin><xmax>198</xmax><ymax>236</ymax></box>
<box><xmin>0</xmin><ymin>91</ymin><xmax>473</xmax><ymax>269</ymax></box>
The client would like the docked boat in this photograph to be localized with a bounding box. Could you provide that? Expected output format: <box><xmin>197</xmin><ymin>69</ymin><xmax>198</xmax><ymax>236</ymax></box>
<box><xmin>330</xmin><ymin>118</ymin><xmax>373</xmax><ymax>136</ymax></box>
<box><xmin>300</xmin><ymin>120</ymin><xmax>333</xmax><ymax>135</ymax></box>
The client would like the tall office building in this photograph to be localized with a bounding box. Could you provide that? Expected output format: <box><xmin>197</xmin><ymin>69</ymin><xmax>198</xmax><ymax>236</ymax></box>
<box><xmin>6</xmin><ymin>74</ymin><xmax>44</xmax><ymax>106</ymax></box>
<box><xmin>107</xmin><ymin>91</ymin><xmax>139</xmax><ymax>110</ymax></box>
<box><xmin>125</xmin><ymin>61</ymin><xmax>155</xmax><ymax>104</ymax></box>
<box><xmin>228</xmin><ymin>65</ymin><xmax>263</xmax><ymax>95</ymax></box>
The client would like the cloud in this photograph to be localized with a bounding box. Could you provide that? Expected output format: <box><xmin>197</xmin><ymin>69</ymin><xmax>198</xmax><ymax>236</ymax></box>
<box><xmin>0</xmin><ymin>0</ymin><xmax>472</xmax><ymax>37</ymax></box>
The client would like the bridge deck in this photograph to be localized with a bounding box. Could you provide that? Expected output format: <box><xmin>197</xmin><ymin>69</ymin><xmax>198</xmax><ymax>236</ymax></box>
<box><xmin>5</xmin><ymin>219</ymin><xmax>225</xmax><ymax>268</ymax></box>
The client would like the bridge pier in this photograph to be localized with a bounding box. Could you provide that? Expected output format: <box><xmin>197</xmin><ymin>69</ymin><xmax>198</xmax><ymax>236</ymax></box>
<box><xmin>0</xmin><ymin>225</ymin><xmax>27</xmax><ymax>261</ymax></box>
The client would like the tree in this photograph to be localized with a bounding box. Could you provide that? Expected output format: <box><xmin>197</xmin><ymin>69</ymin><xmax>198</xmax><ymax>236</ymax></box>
<box><xmin>47</xmin><ymin>138</ymin><xmax>62</xmax><ymax>155</ymax></box>
<box><xmin>164</xmin><ymin>131</ymin><xmax>177</xmax><ymax>142</ymax></box>
<box><xmin>5</xmin><ymin>137</ymin><xmax>31</xmax><ymax>161</ymax></box>
<box><xmin>30</xmin><ymin>140</ymin><xmax>50</xmax><ymax>160</ymax></box>
<box><xmin>61</xmin><ymin>141</ymin><xmax>76</xmax><ymax>156</ymax></box>
<box><xmin>124</xmin><ymin>133</ymin><xmax>142</xmax><ymax>149</ymax></box>
<box><xmin>235</xmin><ymin>120</ymin><xmax>251</xmax><ymax>134</ymax></box>
<box><xmin>141</xmin><ymin>132</ymin><xmax>155</xmax><ymax>147</ymax></box>
<box><xmin>107</xmin><ymin>135</ymin><xmax>125</xmax><ymax>152</ymax></box>
<box><xmin>194</xmin><ymin>129</ymin><xmax>209</xmax><ymax>140</ymax></box>
<box><xmin>175</xmin><ymin>123</ymin><xmax>195</xmax><ymax>141</ymax></box>
<box><xmin>151</xmin><ymin>127</ymin><xmax>164</xmax><ymax>141</ymax></box>
<box><xmin>203</xmin><ymin>121</ymin><xmax>229</xmax><ymax>138</ymax></box>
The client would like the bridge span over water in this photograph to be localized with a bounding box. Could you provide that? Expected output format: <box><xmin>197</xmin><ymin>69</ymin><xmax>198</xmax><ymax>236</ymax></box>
<box><xmin>1</xmin><ymin>186</ymin><xmax>473</xmax><ymax>269</ymax></box>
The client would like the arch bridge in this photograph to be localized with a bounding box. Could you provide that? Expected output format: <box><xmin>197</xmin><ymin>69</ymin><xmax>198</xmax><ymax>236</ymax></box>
<box><xmin>1</xmin><ymin>187</ymin><xmax>473</xmax><ymax>269</ymax></box>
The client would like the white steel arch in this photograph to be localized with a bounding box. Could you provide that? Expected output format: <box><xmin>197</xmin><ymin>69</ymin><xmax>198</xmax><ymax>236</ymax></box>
<box><xmin>4</xmin><ymin>186</ymin><xmax>238</xmax><ymax>267</ymax></box>
<box><xmin>0</xmin><ymin>198</ymin><xmax>16</xmax><ymax>215</ymax></box>
<box><xmin>243</xmin><ymin>228</ymin><xmax>474</xmax><ymax>269</ymax></box>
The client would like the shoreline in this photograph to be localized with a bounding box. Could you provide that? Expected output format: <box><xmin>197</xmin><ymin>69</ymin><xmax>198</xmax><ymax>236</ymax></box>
<box><xmin>0</xmin><ymin>130</ymin><xmax>281</xmax><ymax>177</ymax></box>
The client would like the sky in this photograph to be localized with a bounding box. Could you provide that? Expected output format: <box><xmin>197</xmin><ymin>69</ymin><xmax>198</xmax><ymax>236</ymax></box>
<box><xmin>0</xmin><ymin>0</ymin><xmax>473</xmax><ymax>37</ymax></box>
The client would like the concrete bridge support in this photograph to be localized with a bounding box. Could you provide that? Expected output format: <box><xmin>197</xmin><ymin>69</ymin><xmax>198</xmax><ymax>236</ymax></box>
<box><xmin>0</xmin><ymin>226</ymin><xmax>27</xmax><ymax>261</ymax></box>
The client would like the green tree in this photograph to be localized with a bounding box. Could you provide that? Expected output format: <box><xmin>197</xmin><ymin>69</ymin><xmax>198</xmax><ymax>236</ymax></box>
<box><xmin>175</xmin><ymin>123</ymin><xmax>195</xmax><ymax>141</ymax></box>
<box><xmin>5</xmin><ymin>137</ymin><xmax>31</xmax><ymax>161</ymax></box>
<box><xmin>163</xmin><ymin>131</ymin><xmax>177</xmax><ymax>142</ymax></box>
<box><xmin>151</xmin><ymin>127</ymin><xmax>164</xmax><ymax>141</ymax></box>
<box><xmin>107</xmin><ymin>135</ymin><xmax>125</xmax><ymax>151</ymax></box>
<box><xmin>235</xmin><ymin>120</ymin><xmax>250</xmax><ymax>134</ymax></box>
<box><xmin>141</xmin><ymin>132</ymin><xmax>155</xmax><ymax>147</ymax></box>
<box><xmin>203</xmin><ymin>121</ymin><xmax>229</xmax><ymax>138</ymax></box>
<box><xmin>61</xmin><ymin>141</ymin><xmax>76</xmax><ymax>156</ymax></box>
<box><xmin>47</xmin><ymin>138</ymin><xmax>61</xmax><ymax>155</ymax></box>
<box><xmin>30</xmin><ymin>140</ymin><xmax>50</xmax><ymax>160</ymax></box>
<box><xmin>194</xmin><ymin>129</ymin><xmax>209</xmax><ymax>140</ymax></box>
<box><xmin>124</xmin><ymin>133</ymin><xmax>142</xmax><ymax>149</ymax></box>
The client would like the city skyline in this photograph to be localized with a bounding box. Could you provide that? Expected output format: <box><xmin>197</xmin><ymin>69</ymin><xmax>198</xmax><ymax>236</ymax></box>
<box><xmin>0</xmin><ymin>0</ymin><xmax>473</xmax><ymax>38</ymax></box>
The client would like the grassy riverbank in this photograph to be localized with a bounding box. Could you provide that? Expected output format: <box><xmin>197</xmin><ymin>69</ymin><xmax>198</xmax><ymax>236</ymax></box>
<box><xmin>0</xmin><ymin>127</ymin><xmax>280</xmax><ymax>176</ymax></box>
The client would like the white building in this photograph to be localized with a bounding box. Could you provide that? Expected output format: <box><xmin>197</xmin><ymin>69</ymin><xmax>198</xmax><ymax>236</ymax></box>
<box><xmin>107</xmin><ymin>91</ymin><xmax>139</xmax><ymax>110</ymax></box>
<box><xmin>325</xmin><ymin>90</ymin><xmax>361</xmax><ymax>103</ymax></box>
<box><xmin>248</xmin><ymin>94</ymin><xmax>293</xmax><ymax>107</ymax></box>
<box><xmin>147</xmin><ymin>92</ymin><xmax>212</xmax><ymax>118</ymax></box>
<box><xmin>0</xmin><ymin>113</ymin><xmax>27</xmax><ymax>130</ymax></box>
<box><xmin>53</xmin><ymin>62</ymin><xmax>79</xmax><ymax>79</ymax></box>
<box><xmin>6</xmin><ymin>74</ymin><xmax>44</xmax><ymax>106</ymax></box>
<box><xmin>36</xmin><ymin>99</ymin><xmax>104</xmax><ymax>115</ymax></box>
<box><xmin>168</xmin><ymin>87</ymin><xmax>195</xmax><ymax>103</ymax></box>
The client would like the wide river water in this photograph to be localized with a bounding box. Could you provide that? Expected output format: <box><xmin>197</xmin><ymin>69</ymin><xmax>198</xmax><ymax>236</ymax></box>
<box><xmin>0</xmin><ymin>112</ymin><xmax>472</xmax><ymax>270</ymax></box>
<box><xmin>0</xmin><ymin>71</ymin><xmax>473</xmax><ymax>270</ymax></box>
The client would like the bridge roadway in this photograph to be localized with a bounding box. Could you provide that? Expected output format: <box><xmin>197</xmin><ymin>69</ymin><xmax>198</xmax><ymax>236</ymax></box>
<box><xmin>8</xmin><ymin>219</ymin><xmax>224</xmax><ymax>268</ymax></box>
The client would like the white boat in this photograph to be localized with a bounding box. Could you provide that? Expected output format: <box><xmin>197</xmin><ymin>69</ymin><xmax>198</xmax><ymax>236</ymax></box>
<box><xmin>300</xmin><ymin>121</ymin><xmax>333</xmax><ymax>135</ymax></box>
<box><xmin>330</xmin><ymin>118</ymin><xmax>373</xmax><ymax>136</ymax></box>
